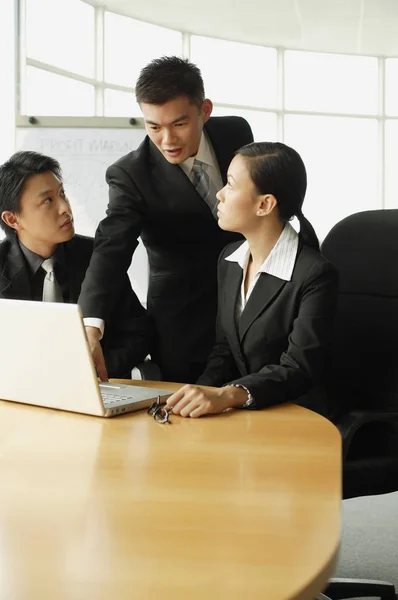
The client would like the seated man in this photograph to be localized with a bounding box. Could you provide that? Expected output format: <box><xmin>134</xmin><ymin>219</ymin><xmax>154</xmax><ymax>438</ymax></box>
<box><xmin>0</xmin><ymin>150</ymin><xmax>152</xmax><ymax>378</ymax></box>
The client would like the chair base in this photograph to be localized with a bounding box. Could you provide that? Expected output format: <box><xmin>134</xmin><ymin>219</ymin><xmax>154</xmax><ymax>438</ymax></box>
<box><xmin>324</xmin><ymin>577</ymin><xmax>397</xmax><ymax>599</ymax></box>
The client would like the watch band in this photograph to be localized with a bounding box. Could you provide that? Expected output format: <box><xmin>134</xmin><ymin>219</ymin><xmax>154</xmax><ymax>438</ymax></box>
<box><xmin>233</xmin><ymin>384</ymin><xmax>255</xmax><ymax>408</ymax></box>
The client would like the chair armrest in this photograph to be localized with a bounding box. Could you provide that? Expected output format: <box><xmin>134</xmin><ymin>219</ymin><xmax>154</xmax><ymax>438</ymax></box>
<box><xmin>338</xmin><ymin>410</ymin><xmax>398</xmax><ymax>460</ymax></box>
<box><xmin>325</xmin><ymin>576</ymin><xmax>397</xmax><ymax>599</ymax></box>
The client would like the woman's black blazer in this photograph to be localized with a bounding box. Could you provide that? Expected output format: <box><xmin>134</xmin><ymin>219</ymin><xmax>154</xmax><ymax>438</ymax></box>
<box><xmin>197</xmin><ymin>240</ymin><xmax>339</xmax><ymax>417</ymax></box>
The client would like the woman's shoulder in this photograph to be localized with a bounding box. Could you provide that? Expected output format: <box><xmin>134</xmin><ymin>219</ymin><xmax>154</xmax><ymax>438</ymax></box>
<box><xmin>294</xmin><ymin>242</ymin><xmax>338</xmax><ymax>282</ymax></box>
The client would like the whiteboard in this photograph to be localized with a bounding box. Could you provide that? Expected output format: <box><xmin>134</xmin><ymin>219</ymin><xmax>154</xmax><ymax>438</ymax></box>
<box><xmin>15</xmin><ymin>126</ymin><xmax>149</xmax><ymax>305</ymax></box>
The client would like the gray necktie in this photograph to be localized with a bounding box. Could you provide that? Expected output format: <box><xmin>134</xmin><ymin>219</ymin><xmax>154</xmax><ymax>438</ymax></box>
<box><xmin>191</xmin><ymin>159</ymin><xmax>218</xmax><ymax>217</ymax></box>
<box><xmin>41</xmin><ymin>257</ymin><xmax>63</xmax><ymax>302</ymax></box>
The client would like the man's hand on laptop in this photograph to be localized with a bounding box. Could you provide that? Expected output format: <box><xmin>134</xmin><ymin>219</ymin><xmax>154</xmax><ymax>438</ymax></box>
<box><xmin>85</xmin><ymin>326</ymin><xmax>109</xmax><ymax>382</ymax></box>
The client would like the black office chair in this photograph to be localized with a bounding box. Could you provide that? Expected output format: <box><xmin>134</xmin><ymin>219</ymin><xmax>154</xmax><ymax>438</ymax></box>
<box><xmin>319</xmin><ymin>209</ymin><xmax>398</xmax><ymax>600</ymax></box>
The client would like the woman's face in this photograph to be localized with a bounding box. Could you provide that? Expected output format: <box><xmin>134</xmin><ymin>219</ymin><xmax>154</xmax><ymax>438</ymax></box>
<box><xmin>216</xmin><ymin>154</ymin><xmax>260</xmax><ymax>233</ymax></box>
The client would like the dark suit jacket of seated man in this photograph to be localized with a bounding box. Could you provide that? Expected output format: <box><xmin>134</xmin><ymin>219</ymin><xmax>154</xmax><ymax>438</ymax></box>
<box><xmin>0</xmin><ymin>233</ymin><xmax>151</xmax><ymax>378</ymax></box>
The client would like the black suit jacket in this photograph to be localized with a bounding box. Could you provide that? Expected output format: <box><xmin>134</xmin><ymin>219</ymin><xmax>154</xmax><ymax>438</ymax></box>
<box><xmin>197</xmin><ymin>240</ymin><xmax>339</xmax><ymax>419</ymax></box>
<box><xmin>79</xmin><ymin>116</ymin><xmax>254</xmax><ymax>382</ymax></box>
<box><xmin>0</xmin><ymin>234</ymin><xmax>151</xmax><ymax>378</ymax></box>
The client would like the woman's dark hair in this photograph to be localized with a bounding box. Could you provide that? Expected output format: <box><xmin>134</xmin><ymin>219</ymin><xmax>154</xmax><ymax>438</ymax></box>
<box><xmin>237</xmin><ymin>141</ymin><xmax>319</xmax><ymax>250</ymax></box>
<box><xmin>135</xmin><ymin>56</ymin><xmax>205</xmax><ymax>108</ymax></box>
<box><xmin>0</xmin><ymin>151</ymin><xmax>62</xmax><ymax>236</ymax></box>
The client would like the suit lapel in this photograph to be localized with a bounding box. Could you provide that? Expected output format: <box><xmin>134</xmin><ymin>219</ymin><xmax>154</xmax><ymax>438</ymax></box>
<box><xmin>0</xmin><ymin>238</ymin><xmax>32</xmax><ymax>300</ymax></box>
<box><xmin>149</xmin><ymin>141</ymin><xmax>216</xmax><ymax>222</ymax></box>
<box><xmin>205</xmin><ymin>120</ymin><xmax>234</xmax><ymax>185</ymax></box>
<box><xmin>223</xmin><ymin>261</ymin><xmax>243</xmax><ymax>353</ymax></box>
<box><xmin>238</xmin><ymin>273</ymin><xmax>286</xmax><ymax>340</ymax></box>
<box><xmin>64</xmin><ymin>257</ymin><xmax>81</xmax><ymax>303</ymax></box>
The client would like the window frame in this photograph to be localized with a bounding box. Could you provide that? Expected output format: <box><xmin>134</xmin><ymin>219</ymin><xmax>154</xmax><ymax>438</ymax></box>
<box><xmin>17</xmin><ymin>0</ymin><xmax>398</xmax><ymax>217</ymax></box>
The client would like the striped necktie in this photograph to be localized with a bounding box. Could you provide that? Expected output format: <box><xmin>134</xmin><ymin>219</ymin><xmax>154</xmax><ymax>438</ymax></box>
<box><xmin>191</xmin><ymin>159</ymin><xmax>218</xmax><ymax>217</ymax></box>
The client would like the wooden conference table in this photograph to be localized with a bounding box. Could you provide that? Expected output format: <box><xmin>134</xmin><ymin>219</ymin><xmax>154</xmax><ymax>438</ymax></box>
<box><xmin>0</xmin><ymin>380</ymin><xmax>341</xmax><ymax>600</ymax></box>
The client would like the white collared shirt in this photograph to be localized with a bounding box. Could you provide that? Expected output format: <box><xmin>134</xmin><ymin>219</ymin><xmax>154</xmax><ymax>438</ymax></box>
<box><xmin>179</xmin><ymin>131</ymin><xmax>224</xmax><ymax>192</ymax></box>
<box><xmin>225</xmin><ymin>222</ymin><xmax>299</xmax><ymax>316</ymax></box>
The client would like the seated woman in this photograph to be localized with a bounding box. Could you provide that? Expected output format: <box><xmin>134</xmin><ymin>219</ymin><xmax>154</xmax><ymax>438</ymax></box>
<box><xmin>166</xmin><ymin>141</ymin><xmax>338</xmax><ymax>419</ymax></box>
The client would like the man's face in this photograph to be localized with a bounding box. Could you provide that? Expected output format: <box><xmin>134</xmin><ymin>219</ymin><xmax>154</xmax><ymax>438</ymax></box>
<box><xmin>2</xmin><ymin>171</ymin><xmax>74</xmax><ymax>254</ymax></box>
<box><xmin>141</xmin><ymin>96</ymin><xmax>213</xmax><ymax>164</ymax></box>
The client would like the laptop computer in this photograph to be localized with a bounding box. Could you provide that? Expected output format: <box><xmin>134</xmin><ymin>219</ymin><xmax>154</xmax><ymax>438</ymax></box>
<box><xmin>0</xmin><ymin>299</ymin><xmax>172</xmax><ymax>417</ymax></box>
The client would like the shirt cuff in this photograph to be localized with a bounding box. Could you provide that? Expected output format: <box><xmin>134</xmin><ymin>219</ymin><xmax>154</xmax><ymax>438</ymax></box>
<box><xmin>83</xmin><ymin>318</ymin><xmax>105</xmax><ymax>339</ymax></box>
<box><xmin>232</xmin><ymin>384</ymin><xmax>255</xmax><ymax>408</ymax></box>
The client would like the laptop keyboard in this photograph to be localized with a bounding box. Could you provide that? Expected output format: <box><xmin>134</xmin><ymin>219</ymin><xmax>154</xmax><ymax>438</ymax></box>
<box><xmin>101</xmin><ymin>393</ymin><xmax>135</xmax><ymax>405</ymax></box>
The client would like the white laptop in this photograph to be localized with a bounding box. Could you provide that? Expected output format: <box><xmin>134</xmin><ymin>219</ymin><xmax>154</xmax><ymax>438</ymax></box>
<box><xmin>0</xmin><ymin>299</ymin><xmax>172</xmax><ymax>417</ymax></box>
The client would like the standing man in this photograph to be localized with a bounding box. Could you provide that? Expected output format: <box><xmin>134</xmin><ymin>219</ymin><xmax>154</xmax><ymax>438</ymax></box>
<box><xmin>79</xmin><ymin>56</ymin><xmax>253</xmax><ymax>383</ymax></box>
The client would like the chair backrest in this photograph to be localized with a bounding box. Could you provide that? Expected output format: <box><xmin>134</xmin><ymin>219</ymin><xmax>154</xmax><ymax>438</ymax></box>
<box><xmin>322</xmin><ymin>209</ymin><xmax>398</xmax><ymax>417</ymax></box>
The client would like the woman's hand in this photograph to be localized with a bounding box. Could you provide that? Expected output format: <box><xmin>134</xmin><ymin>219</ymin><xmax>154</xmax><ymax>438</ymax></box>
<box><xmin>166</xmin><ymin>384</ymin><xmax>249</xmax><ymax>418</ymax></box>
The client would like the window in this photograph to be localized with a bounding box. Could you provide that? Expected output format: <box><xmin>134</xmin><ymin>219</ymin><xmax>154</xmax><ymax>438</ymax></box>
<box><xmin>104</xmin><ymin>12</ymin><xmax>182</xmax><ymax>87</ymax></box>
<box><xmin>284</xmin><ymin>115</ymin><xmax>379</xmax><ymax>240</ymax></box>
<box><xmin>104</xmin><ymin>89</ymin><xmax>140</xmax><ymax>118</ymax></box>
<box><xmin>191</xmin><ymin>36</ymin><xmax>277</xmax><ymax>109</ymax></box>
<box><xmin>385</xmin><ymin>59</ymin><xmax>398</xmax><ymax>117</ymax></box>
<box><xmin>285</xmin><ymin>51</ymin><xmax>378</xmax><ymax>115</ymax></box>
<box><xmin>211</xmin><ymin>107</ymin><xmax>278</xmax><ymax>142</ymax></box>
<box><xmin>385</xmin><ymin>120</ymin><xmax>398</xmax><ymax>208</ymax></box>
<box><xmin>26</xmin><ymin>0</ymin><xmax>94</xmax><ymax>77</ymax></box>
<box><xmin>25</xmin><ymin>67</ymin><xmax>95</xmax><ymax>117</ymax></box>
<box><xmin>17</xmin><ymin>2</ymin><xmax>398</xmax><ymax>240</ymax></box>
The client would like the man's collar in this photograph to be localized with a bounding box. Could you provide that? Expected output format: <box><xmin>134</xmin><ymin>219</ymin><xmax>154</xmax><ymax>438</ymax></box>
<box><xmin>18</xmin><ymin>240</ymin><xmax>65</xmax><ymax>276</ymax></box>
<box><xmin>179</xmin><ymin>131</ymin><xmax>213</xmax><ymax>177</ymax></box>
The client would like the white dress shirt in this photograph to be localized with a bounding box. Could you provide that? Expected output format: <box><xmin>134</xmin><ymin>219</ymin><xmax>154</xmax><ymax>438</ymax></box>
<box><xmin>225</xmin><ymin>222</ymin><xmax>299</xmax><ymax>316</ymax></box>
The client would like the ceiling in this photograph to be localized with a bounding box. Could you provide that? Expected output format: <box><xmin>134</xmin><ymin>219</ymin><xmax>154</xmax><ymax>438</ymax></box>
<box><xmin>83</xmin><ymin>0</ymin><xmax>398</xmax><ymax>57</ymax></box>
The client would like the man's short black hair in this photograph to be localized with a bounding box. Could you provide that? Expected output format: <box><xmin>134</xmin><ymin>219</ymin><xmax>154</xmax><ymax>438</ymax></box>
<box><xmin>0</xmin><ymin>150</ymin><xmax>62</xmax><ymax>236</ymax></box>
<box><xmin>135</xmin><ymin>56</ymin><xmax>205</xmax><ymax>107</ymax></box>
